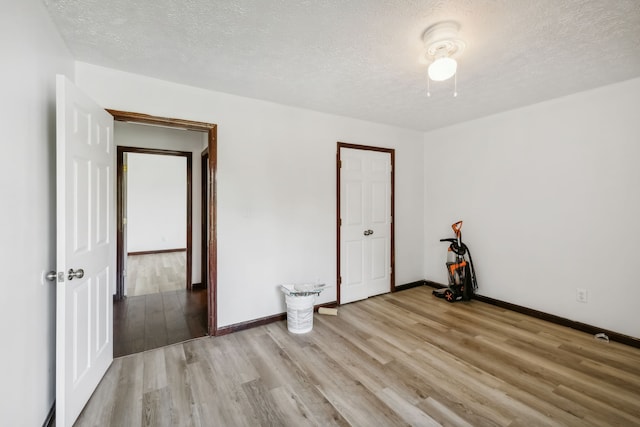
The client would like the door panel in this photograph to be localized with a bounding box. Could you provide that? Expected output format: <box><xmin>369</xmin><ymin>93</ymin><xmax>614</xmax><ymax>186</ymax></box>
<box><xmin>56</xmin><ymin>75</ymin><xmax>114</xmax><ymax>427</ymax></box>
<box><xmin>71</xmin><ymin>283</ymin><xmax>90</xmax><ymax>381</ymax></box>
<box><xmin>371</xmin><ymin>236</ymin><xmax>387</xmax><ymax>280</ymax></box>
<box><xmin>73</xmin><ymin>159</ymin><xmax>91</xmax><ymax>253</ymax></box>
<box><xmin>96</xmin><ymin>164</ymin><xmax>110</xmax><ymax>245</ymax></box>
<box><xmin>345</xmin><ymin>240</ymin><xmax>364</xmax><ymax>284</ymax></box>
<box><xmin>340</xmin><ymin>147</ymin><xmax>392</xmax><ymax>304</ymax></box>
<box><xmin>371</xmin><ymin>180</ymin><xmax>387</xmax><ymax>223</ymax></box>
<box><xmin>96</xmin><ymin>267</ymin><xmax>110</xmax><ymax>353</ymax></box>
<box><xmin>345</xmin><ymin>181</ymin><xmax>363</xmax><ymax>225</ymax></box>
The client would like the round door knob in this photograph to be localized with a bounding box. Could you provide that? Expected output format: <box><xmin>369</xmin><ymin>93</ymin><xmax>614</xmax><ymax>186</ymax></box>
<box><xmin>68</xmin><ymin>268</ymin><xmax>85</xmax><ymax>280</ymax></box>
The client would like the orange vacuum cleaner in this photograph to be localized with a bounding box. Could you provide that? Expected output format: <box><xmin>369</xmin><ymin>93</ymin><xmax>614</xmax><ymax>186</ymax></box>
<box><xmin>433</xmin><ymin>221</ymin><xmax>478</xmax><ymax>302</ymax></box>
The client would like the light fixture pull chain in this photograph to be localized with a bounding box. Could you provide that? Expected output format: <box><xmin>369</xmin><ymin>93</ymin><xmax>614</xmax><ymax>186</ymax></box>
<box><xmin>453</xmin><ymin>72</ymin><xmax>458</xmax><ymax>97</ymax></box>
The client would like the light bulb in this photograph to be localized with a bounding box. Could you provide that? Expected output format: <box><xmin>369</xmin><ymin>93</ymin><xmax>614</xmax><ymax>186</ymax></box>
<box><xmin>428</xmin><ymin>57</ymin><xmax>457</xmax><ymax>81</ymax></box>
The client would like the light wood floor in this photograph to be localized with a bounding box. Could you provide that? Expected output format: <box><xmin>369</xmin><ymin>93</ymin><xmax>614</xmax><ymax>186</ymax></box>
<box><xmin>127</xmin><ymin>251</ymin><xmax>186</xmax><ymax>297</ymax></box>
<box><xmin>77</xmin><ymin>287</ymin><xmax>640</xmax><ymax>426</ymax></box>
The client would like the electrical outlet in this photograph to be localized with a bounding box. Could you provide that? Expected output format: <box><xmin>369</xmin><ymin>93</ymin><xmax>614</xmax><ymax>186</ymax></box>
<box><xmin>576</xmin><ymin>288</ymin><xmax>588</xmax><ymax>303</ymax></box>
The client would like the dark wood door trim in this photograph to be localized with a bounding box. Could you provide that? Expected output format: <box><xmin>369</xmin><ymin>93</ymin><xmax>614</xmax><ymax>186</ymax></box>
<box><xmin>116</xmin><ymin>146</ymin><xmax>193</xmax><ymax>295</ymax></box>
<box><xmin>207</xmin><ymin>128</ymin><xmax>218</xmax><ymax>335</ymax></box>
<box><xmin>336</xmin><ymin>142</ymin><xmax>396</xmax><ymax>304</ymax></box>
<box><xmin>110</xmin><ymin>110</ymin><xmax>218</xmax><ymax>337</ymax></box>
<box><xmin>200</xmin><ymin>147</ymin><xmax>209</xmax><ymax>291</ymax></box>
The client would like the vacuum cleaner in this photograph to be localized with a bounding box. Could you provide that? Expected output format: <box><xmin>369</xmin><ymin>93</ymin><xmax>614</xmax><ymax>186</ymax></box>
<box><xmin>433</xmin><ymin>221</ymin><xmax>478</xmax><ymax>302</ymax></box>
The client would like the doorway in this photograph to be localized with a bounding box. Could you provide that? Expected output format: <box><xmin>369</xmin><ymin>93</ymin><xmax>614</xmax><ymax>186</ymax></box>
<box><xmin>337</xmin><ymin>142</ymin><xmax>395</xmax><ymax>304</ymax></box>
<box><xmin>109</xmin><ymin>110</ymin><xmax>218</xmax><ymax>357</ymax></box>
<box><xmin>115</xmin><ymin>131</ymin><xmax>205</xmax><ymax>357</ymax></box>
<box><xmin>118</xmin><ymin>147</ymin><xmax>192</xmax><ymax>298</ymax></box>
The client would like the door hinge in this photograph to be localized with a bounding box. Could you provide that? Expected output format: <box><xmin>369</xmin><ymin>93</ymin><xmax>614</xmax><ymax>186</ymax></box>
<box><xmin>339</xmin><ymin>160</ymin><xmax>342</xmax><ymax>168</ymax></box>
<box><xmin>123</xmin><ymin>217</ymin><xmax>127</xmax><ymax>225</ymax></box>
<box><xmin>122</xmin><ymin>165</ymin><xmax>127</xmax><ymax>173</ymax></box>
<box><xmin>339</xmin><ymin>218</ymin><xmax>342</xmax><ymax>226</ymax></box>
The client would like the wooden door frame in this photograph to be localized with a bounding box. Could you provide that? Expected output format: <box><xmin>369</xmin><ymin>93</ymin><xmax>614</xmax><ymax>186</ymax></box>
<box><xmin>200</xmin><ymin>147</ymin><xmax>209</xmax><ymax>290</ymax></box>
<box><xmin>109</xmin><ymin>110</ymin><xmax>218</xmax><ymax>336</ymax></box>
<box><xmin>336</xmin><ymin>142</ymin><xmax>395</xmax><ymax>304</ymax></box>
<box><xmin>117</xmin><ymin>146</ymin><xmax>193</xmax><ymax>296</ymax></box>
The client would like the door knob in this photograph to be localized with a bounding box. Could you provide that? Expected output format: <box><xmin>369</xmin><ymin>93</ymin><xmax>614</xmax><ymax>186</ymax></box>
<box><xmin>363</xmin><ymin>229</ymin><xmax>374</xmax><ymax>236</ymax></box>
<box><xmin>368</xmin><ymin>229</ymin><xmax>374</xmax><ymax>235</ymax></box>
<box><xmin>68</xmin><ymin>268</ymin><xmax>85</xmax><ymax>280</ymax></box>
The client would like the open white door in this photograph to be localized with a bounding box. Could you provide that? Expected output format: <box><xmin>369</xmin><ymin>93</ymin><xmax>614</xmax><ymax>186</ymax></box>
<box><xmin>56</xmin><ymin>75</ymin><xmax>114</xmax><ymax>427</ymax></box>
<box><xmin>340</xmin><ymin>147</ymin><xmax>392</xmax><ymax>304</ymax></box>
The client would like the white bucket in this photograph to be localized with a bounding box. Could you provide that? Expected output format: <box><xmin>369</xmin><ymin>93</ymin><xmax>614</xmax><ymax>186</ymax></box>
<box><xmin>285</xmin><ymin>294</ymin><xmax>315</xmax><ymax>334</ymax></box>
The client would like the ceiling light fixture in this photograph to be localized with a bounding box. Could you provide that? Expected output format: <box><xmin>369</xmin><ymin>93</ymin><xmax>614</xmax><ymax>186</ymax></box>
<box><xmin>429</xmin><ymin>56</ymin><xmax>457</xmax><ymax>82</ymax></box>
<box><xmin>423</xmin><ymin>22</ymin><xmax>465</xmax><ymax>97</ymax></box>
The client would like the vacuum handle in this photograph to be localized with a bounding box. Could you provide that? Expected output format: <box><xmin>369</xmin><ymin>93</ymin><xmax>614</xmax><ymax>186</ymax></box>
<box><xmin>440</xmin><ymin>238</ymin><xmax>456</xmax><ymax>243</ymax></box>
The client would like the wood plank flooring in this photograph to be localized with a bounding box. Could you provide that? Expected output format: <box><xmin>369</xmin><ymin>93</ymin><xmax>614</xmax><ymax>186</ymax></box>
<box><xmin>79</xmin><ymin>286</ymin><xmax>640</xmax><ymax>426</ymax></box>
<box><xmin>113</xmin><ymin>289</ymin><xmax>207</xmax><ymax>358</ymax></box>
<box><xmin>127</xmin><ymin>252</ymin><xmax>186</xmax><ymax>297</ymax></box>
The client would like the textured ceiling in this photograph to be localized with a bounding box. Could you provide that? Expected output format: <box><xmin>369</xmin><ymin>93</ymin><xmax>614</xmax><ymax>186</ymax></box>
<box><xmin>44</xmin><ymin>0</ymin><xmax>640</xmax><ymax>132</ymax></box>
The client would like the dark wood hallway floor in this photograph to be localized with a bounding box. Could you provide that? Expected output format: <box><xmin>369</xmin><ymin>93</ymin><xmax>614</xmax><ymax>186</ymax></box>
<box><xmin>113</xmin><ymin>289</ymin><xmax>207</xmax><ymax>357</ymax></box>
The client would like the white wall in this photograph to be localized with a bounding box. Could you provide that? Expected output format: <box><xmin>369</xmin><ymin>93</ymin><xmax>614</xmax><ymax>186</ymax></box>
<box><xmin>76</xmin><ymin>62</ymin><xmax>425</xmax><ymax>327</ymax></box>
<box><xmin>424</xmin><ymin>77</ymin><xmax>640</xmax><ymax>339</ymax></box>
<box><xmin>116</xmin><ymin>121</ymin><xmax>205</xmax><ymax>284</ymax></box>
<box><xmin>127</xmin><ymin>153</ymin><xmax>187</xmax><ymax>252</ymax></box>
<box><xmin>0</xmin><ymin>1</ymin><xmax>75</xmax><ymax>424</ymax></box>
